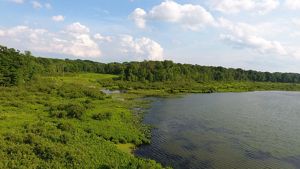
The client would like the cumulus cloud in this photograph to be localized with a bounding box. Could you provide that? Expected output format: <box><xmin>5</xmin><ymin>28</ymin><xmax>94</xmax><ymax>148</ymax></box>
<box><xmin>130</xmin><ymin>0</ymin><xmax>215</xmax><ymax>31</ymax></box>
<box><xmin>209</xmin><ymin>0</ymin><xmax>279</xmax><ymax>14</ymax></box>
<box><xmin>94</xmin><ymin>33</ymin><xmax>112</xmax><ymax>42</ymax></box>
<box><xmin>66</xmin><ymin>22</ymin><xmax>90</xmax><ymax>34</ymax></box>
<box><xmin>218</xmin><ymin>18</ymin><xmax>287</xmax><ymax>55</ymax></box>
<box><xmin>0</xmin><ymin>23</ymin><xmax>164</xmax><ymax>61</ymax></box>
<box><xmin>0</xmin><ymin>23</ymin><xmax>101</xmax><ymax>58</ymax></box>
<box><xmin>52</xmin><ymin>15</ymin><xmax>64</xmax><ymax>22</ymax></box>
<box><xmin>120</xmin><ymin>35</ymin><xmax>164</xmax><ymax>61</ymax></box>
<box><xmin>130</xmin><ymin>8</ymin><xmax>147</xmax><ymax>29</ymax></box>
<box><xmin>285</xmin><ymin>0</ymin><xmax>300</xmax><ymax>10</ymax></box>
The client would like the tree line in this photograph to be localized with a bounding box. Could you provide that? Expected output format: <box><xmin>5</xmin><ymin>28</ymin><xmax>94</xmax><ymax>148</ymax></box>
<box><xmin>1</xmin><ymin>45</ymin><xmax>300</xmax><ymax>86</ymax></box>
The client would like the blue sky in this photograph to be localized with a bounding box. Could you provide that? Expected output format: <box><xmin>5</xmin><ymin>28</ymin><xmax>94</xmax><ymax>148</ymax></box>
<box><xmin>1</xmin><ymin>0</ymin><xmax>300</xmax><ymax>73</ymax></box>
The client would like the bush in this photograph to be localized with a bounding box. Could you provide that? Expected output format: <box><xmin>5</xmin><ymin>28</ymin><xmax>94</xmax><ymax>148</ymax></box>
<box><xmin>50</xmin><ymin>103</ymin><xmax>86</xmax><ymax>120</ymax></box>
<box><xmin>64</xmin><ymin>104</ymin><xmax>85</xmax><ymax>119</ymax></box>
<box><xmin>23</xmin><ymin>133</ymin><xmax>37</xmax><ymax>145</ymax></box>
<box><xmin>59</xmin><ymin>134</ymin><xmax>69</xmax><ymax>144</ymax></box>
<box><xmin>57</xmin><ymin>84</ymin><xmax>85</xmax><ymax>99</ymax></box>
<box><xmin>57</xmin><ymin>122</ymin><xmax>74</xmax><ymax>132</ymax></box>
<box><xmin>82</xmin><ymin>99</ymin><xmax>95</xmax><ymax>109</ymax></box>
<box><xmin>92</xmin><ymin>112</ymin><xmax>112</xmax><ymax>121</ymax></box>
<box><xmin>50</xmin><ymin>110</ymin><xmax>67</xmax><ymax>118</ymax></box>
<box><xmin>83</xmin><ymin>88</ymin><xmax>105</xmax><ymax>100</ymax></box>
<box><xmin>33</xmin><ymin>144</ymin><xmax>56</xmax><ymax>161</ymax></box>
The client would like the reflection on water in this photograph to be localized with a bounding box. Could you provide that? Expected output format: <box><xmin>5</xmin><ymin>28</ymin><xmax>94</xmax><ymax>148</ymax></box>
<box><xmin>135</xmin><ymin>92</ymin><xmax>300</xmax><ymax>169</ymax></box>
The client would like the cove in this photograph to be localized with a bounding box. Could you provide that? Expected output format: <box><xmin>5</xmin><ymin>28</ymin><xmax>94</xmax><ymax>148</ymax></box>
<box><xmin>135</xmin><ymin>91</ymin><xmax>300</xmax><ymax>169</ymax></box>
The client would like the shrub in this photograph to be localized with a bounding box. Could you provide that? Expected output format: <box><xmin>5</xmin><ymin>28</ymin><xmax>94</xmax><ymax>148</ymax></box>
<box><xmin>3</xmin><ymin>132</ymin><xmax>23</xmax><ymax>144</ymax></box>
<box><xmin>119</xmin><ymin>137</ymin><xmax>126</xmax><ymax>144</ymax></box>
<box><xmin>57</xmin><ymin>122</ymin><xmax>74</xmax><ymax>132</ymax></box>
<box><xmin>50</xmin><ymin>110</ymin><xmax>67</xmax><ymax>118</ymax></box>
<box><xmin>23</xmin><ymin>133</ymin><xmax>36</xmax><ymax>145</ymax></box>
<box><xmin>83</xmin><ymin>88</ymin><xmax>105</xmax><ymax>100</ymax></box>
<box><xmin>92</xmin><ymin>112</ymin><xmax>112</xmax><ymax>121</ymax></box>
<box><xmin>59</xmin><ymin>134</ymin><xmax>69</xmax><ymax>144</ymax></box>
<box><xmin>64</xmin><ymin>104</ymin><xmax>85</xmax><ymax>119</ymax></box>
<box><xmin>57</xmin><ymin>84</ymin><xmax>85</xmax><ymax>99</ymax></box>
<box><xmin>33</xmin><ymin>144</ymin><xmax>56</xmax><ymax>161</ymax></box>
<box><xmin>82</xmin><ymin>99</ymin><xmax>95</xmax><ymax>109</ymax></box>
<box><xmin>50</xmin><ymin>103</ymin><xmax>86</xmax><ymax>120</ymax></box>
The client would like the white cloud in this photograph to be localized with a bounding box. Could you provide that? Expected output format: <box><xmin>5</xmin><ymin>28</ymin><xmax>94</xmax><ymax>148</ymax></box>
<box><xmin>10</xmin><ymin>0</ymin><xmax>24</xmax><ymax>4</ymax></box>
<box><xmin>66</xmin><ymin>22</ymin><xmax>90</xmax><ymax>34</ymax></box>
<box><xmin>52</xmin><ymin>15</ymin><xmax>65</xmax><ymax>22</ymax></box>
<box><xmin>0</xmin><ymin>30</ymin><xmax>5</xmax><ymax>36</ymax></box>
<box><xmin>59</xmin><ymin>34</ymin><xmax>101</xmax><ymax>58</ymax></box>
<box><xmin>285</xmin><ymin>0</ymin><xmax>300</xmax><ymax>10</ymax></box>
<box><xmin>130</xmin><ymin>8</ymin><xmax>147</xmax><ymax>29</ymax></box>
<box><xmin>120</xmin><ymin>35</ymin><xmax>164</xmax><ymax>61</ymax></box>
<box><xmin>31</xmin><ymin>1</ymin><xmax>42</xmax><ymax>9</ymax></box>
<box><xmin>218</xmin><ymin>18</ymin><xmax>287</xmax><ymax>55</ymax></box>
<box><xmin>0</xmin><ymin>23</ymin><xmax>101</xmax><ymax>58</ymax></box>
<box><xmin>0</xmin><ymin>23</ymin><xmax>164</xmax><ymax>61</ymax></box>
<box><xmin>130</xmin><ymin>0</ymin><xmax>215</xmax><ymax>31</ymax></box>
<box><xmin>10</xmin><ymin>0</ymin><xmax>52</xmax><ymax>10</ymax></box>
<box><xmin>292</xmin><ymin>18</ymin><xmax>300</xmax><ymax>27</ymax></box>
<box><xmin>94</xmin><ymin>33</ymin><xmax>112</xmax><ymax>42</ymax></box>
<box><xmin>209</xmin><ymin>0</ymin><xmax>279</xmax><ymax>14</ymax></box>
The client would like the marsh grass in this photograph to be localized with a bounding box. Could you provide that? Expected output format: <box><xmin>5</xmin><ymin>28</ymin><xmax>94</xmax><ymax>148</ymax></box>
<box><xmin>0</xmin><ymin>73</ymin><xmax>164</xmax><ymax>169</ymax></box>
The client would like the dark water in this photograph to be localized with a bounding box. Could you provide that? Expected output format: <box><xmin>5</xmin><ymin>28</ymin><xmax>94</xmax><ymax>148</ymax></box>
<box><xmin>135</xmin><ymin>92</ymin><xmax>300</xmax><ymax>169</ymax></box>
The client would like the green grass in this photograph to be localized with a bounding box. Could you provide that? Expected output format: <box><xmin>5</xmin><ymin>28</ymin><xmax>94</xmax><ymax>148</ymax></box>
<box><xmin>99</xmin><ymin>79</ymin><xmax>300</xmax><ymax>94</ymax></box>
<box><xmin>0</xmin><ymin>73</ymin><xmax>164</xmax><ymax>169</ymax></box>
<box><xmin>116</xmin><ymin>143</ymin><xmax>136</xmax><ymax>155</ymax></box>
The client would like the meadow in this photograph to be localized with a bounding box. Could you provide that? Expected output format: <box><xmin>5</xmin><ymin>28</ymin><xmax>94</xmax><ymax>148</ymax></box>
<box><xmin>0</xmin><ymin>73</ymin><xmax>166</xmax><ymax>169</ymax></box>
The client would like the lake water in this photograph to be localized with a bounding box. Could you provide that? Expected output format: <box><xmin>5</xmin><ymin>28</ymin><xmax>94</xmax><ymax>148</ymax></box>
<box><xmin>135</xmin><ymin>92</ymin><xmax>300</xmax><ymax>169</ymax></box>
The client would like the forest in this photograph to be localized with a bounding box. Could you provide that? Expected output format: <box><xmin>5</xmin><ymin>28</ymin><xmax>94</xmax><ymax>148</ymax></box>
<box><xmin>2</xmin><ymin>45</ymin><xmax>300</xmax><ymax>87</ymax></box>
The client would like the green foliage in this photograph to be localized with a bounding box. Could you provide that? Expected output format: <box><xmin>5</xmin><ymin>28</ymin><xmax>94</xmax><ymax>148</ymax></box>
<box><xmin>92</xmin><ymin>112</ymin><xmax>112</xmax><ymax>121</ymax></box>
<box><xmin>2</xmin><ymin>45</ymin><xmax>300</xmax><ymax>88</ymax></box>
<box><xmin>50</xmin><ymin>102</ymin><xmax>92</xmax><ymax>120</ymax></box>
<box><xmin>0</xmin><ymin>73</ymin><xmax>164</xmax><ymax>169</ymax></box>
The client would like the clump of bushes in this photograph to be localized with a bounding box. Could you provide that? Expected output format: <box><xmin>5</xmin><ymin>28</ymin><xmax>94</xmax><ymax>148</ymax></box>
<box><xmin>59</xmin><ymin>134</ymin><xmax>70</xmax><ymax>144</ymax></box>
<box><xmin>92</xmin><ymin>112</ymin><xmax>112</xmax><ymax>121</ymax></box>
<box><xmin>33</xmin><ymin>143</ymin><xmax>57</xmax><ymax>161</ymax></box>
<box><xmin>82</xmin><ymin>88</ymin><xmax>106</xmax><ymax>100</ymax></box>
<box><xmin>56</xmin><ymin>122</ymin><xmax>74</xmax><ymax>132</ymax></box>
<box><xmin>82</xmin><ymin>99</ymin><xmax>95</xmax><ymax>109</ymax></box>
<box><xmin>50</xmin><ymin>103</ymin><xmax>86</xmax><ymax>120</ymax></box>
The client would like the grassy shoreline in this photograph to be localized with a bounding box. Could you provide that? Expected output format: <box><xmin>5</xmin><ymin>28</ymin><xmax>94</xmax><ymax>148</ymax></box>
<box><xmin>2</xmin><ymin>73</ymin><xmax>300</xmax><ymax>168</ymax></box>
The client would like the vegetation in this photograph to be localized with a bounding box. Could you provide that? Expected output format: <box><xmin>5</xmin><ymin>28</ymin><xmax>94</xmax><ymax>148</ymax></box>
<box><xmin>2</xmin><ymin>45</ymin><xmax>300</xmax><ymax>168</ymax></box>
<box><xmin>0</xmin><ymin>73</ymin><xmax>164</xmax><ymax>169</ymax></box>
<box><xmin>3</xmin><ymin>45</ymin><xmax>300</xmax><ymax>87</ymax></box>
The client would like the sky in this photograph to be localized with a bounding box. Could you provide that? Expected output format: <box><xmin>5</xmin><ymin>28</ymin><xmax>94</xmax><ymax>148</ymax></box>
<box><xmin>1</xmin><ymin>0</ymin><xmax>300</xmax><ymax>73</ymax></box>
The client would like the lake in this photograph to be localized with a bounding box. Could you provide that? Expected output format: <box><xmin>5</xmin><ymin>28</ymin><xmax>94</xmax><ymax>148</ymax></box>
<box><xmin>135</xmin><ymin>92</ymin><xmax>300</xmax><ymax>169</ymax></box>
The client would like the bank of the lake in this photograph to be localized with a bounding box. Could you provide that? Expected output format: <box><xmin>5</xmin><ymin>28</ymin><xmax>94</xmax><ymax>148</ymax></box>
<box><xmin>3</xmin><ymin>72</ymin><xmax>300</xmax><ymax>168</ymax></box>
